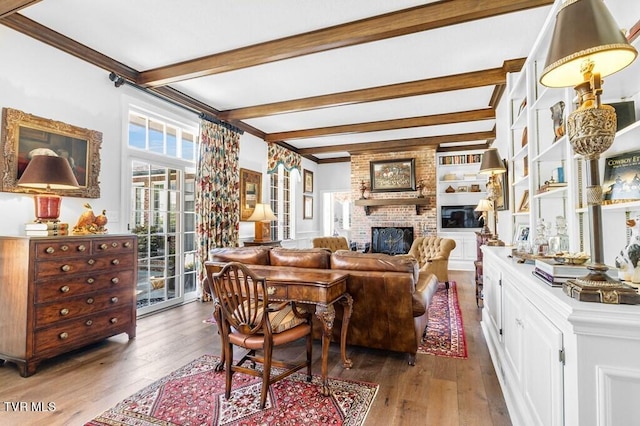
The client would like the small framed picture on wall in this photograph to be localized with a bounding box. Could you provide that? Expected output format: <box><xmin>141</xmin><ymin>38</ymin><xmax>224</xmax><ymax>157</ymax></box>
<box><xmin>303</xmin><ymin>169</ymin><xmax>314</xmax><ymax>193</ymax></box>
<box><xmin>303</xmin><ymin>195</ymin><xmax>313</xmax><ymax>219</ymax></box>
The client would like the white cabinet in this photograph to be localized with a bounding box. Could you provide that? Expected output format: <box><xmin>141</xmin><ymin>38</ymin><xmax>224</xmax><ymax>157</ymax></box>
<box><xmin>482</xmin><ymin>246</ymin><xmax>640</xmax><ymax>426</ymax></box>
<box><xmin>438</xmin><ymin>231</ymin><xmax>476</xmax><ymax>271</ymax></box>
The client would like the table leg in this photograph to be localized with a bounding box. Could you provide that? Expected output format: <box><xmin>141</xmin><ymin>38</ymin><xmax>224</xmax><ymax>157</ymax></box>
<box><xmin>212</xmin><ymin>303</ymin><xmax>225</xmax><ymax>372</ymax></box>
<box><xmin>339</xmin><ymin>294</ymin><xmax>353</xmax><ymax>369</ymax></box>
<box><xmin>315</xmin><ymin>304</ymin><xmax>336</xmax><ymax>396</ymax></box>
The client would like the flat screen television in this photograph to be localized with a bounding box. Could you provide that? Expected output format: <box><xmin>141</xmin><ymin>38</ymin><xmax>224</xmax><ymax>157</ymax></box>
<box><xmin>441</xmin><ymin>205</ymin><xmax>482</xmax><ymax>229</ymax></box>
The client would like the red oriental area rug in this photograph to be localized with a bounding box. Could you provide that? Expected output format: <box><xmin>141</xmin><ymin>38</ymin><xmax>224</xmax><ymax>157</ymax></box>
<box><xmin>418</xmin><ymin>281</ymin><xmax>468</xmax><ymax>359</ymax></box>
<box><xmin>85</xmin><ymin>354</ymin><xmax>378</xmax><ymax>426</ymax></box>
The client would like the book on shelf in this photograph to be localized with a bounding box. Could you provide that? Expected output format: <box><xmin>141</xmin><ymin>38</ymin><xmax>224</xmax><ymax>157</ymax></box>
<box><xmin>25</xmin><ymin>229</ymin><xmax>69</xmax><ymax>237</ymax></box>
<box><xmin>24</xmin><ymin>222</ymin><xmax>69</xmax><ymax>231</ymax></box>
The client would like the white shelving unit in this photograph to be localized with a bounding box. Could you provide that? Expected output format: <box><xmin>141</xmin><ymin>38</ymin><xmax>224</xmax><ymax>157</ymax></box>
<box><xmin>503</xmin><ymin>0</ymin><xmax>640</xmax><ymax>265</ymax></box>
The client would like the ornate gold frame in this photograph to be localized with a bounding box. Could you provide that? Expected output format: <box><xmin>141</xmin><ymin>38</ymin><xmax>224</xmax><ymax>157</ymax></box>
<box><xmin>240</xmin><ymin>168</ymin><xmax>262</xmax><ymax>221</ymax></box>
<box><xmin>0</xmin><ymin>107</ymin><xmax>102</xmax><ymax>198</ymax></box>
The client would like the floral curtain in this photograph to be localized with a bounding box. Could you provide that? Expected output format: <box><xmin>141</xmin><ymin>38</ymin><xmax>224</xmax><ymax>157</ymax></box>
<box><xmin>195</xmin><ymin>120</ymin><xmax>240</xmax><ymax>299</ymax></box>
<box><xmin>267</xmin><ymin>142</ymin><xmax>302</xmax><ymax>175</ymax></box>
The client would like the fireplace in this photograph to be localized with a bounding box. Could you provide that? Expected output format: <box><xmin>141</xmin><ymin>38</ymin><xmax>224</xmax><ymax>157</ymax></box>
<box><xmin>371</xmin><ymin>226</ymin><xmax>414</xmax><ymax>255</ymax></box>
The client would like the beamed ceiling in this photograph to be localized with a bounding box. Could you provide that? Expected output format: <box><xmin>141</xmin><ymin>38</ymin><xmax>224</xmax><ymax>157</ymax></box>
<box><xmin>1</xmin><ymin>0</ymin><xmax>556</xmax><ymax>163</ymax></box>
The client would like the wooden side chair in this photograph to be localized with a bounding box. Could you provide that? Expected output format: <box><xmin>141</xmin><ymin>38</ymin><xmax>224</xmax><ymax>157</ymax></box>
<box><xmin>206</xmin><ymin>262</ymin><xmax>313</xmax><ymax>409</ymax></box>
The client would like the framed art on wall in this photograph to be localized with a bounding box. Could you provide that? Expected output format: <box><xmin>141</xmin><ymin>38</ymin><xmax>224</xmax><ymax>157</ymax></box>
<box><xmin>369</xmin><ymin>158</ymin><xmax>416</xmax><ymax>192</ymax></box>
<box><xmin>303</xmin><ymin>195</ymin><xmax>313</xmax><ymax>219</ymax></box>
<box><xmin>240</xmin><ymin>168</ymin><xmax>262</xmax><ymax>221</ymax></box>
<box><xmin>517</xmin><ymin>190</ymin><xmax>530</xmax><ymax>212</ymax></box>
<box><xmin>303</xmin><ymin>169</ymin><xmax>313</xmax><ymax>193</ymax></box>
<box><xmin>0</xmin><ymin>107</ymin><xmax>102</xmax><ymax>198</ymax></box>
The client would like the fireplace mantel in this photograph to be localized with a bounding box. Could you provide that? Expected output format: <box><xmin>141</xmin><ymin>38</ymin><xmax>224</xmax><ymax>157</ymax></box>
<box><xmin>354</xmin><ymin>197</ymin><xmax>432</xmax><ymax>215</ymax></box>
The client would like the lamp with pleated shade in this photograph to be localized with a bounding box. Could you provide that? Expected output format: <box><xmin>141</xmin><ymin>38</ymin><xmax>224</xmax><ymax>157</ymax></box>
<box><xmin>247</xmin><ymin>203</ymin><xmax>277</xmax><ymax>243</ymax></box>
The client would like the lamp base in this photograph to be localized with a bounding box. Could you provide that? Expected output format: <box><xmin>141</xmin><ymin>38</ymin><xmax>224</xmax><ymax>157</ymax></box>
<box><xmin>253</xmin><ymin>221</ymin><xmax>272</xmax><ymax>243</ymax></box>
<box><xmin>563</xmin><ymin>270</ymin><xmax>640</xmax><ymax>304</ymax></box>
<box><xmin>33</xmin><ymin>194</ymin><xmax>62</xmax><ymax>222</ymax></box>
<box><xmin>487</xmin><ymin>238</ymin><xmax>504</xmax><ymax>247</ymax></box>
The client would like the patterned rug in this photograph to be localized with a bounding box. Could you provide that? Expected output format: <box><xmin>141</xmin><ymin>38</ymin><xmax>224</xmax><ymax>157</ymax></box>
<box><xmin>86</xmin><ymin>354</ymin><xmax>378</xmax><ymax>426</ymax></box>
<box><xmin>418</xmin><ymin>281</ymin><xmax>468</xmax><ymax>359</ymax></box>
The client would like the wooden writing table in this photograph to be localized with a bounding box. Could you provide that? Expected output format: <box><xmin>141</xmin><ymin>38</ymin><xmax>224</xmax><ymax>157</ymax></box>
<box><xmin>209</xmin><ymin>264</ymin><xmax>353</xmax><ymax>396</ymax></box>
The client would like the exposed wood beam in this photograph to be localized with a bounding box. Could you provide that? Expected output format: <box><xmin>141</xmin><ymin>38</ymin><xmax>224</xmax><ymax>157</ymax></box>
<box><xmin>0</xmin><ymin>0</ymin><xmax>40</xmax><ymax>19</ymax></box>
<box><xmin>138</xmin><ymin>0</ymin><xmax>553</xmax><ymax>86</ymax></box>
<box><xmin>266</xmin><ymin>108</ymin><xmax>494</xmax><ymax>142</ymax></box>
<box><xmin>317</xmin><ymin>157</ymin><xmax>352</xmax><ymax>164</ymax></box>
<box><xmin>223</xmin><ymin>66</ymin><xmax>511</xmax><ymax>121</ymax></box>
<box><xmin>297</xmin><ymin>131</ymin><xmax>495</xmax><ymax>155</ymax></box>
<box><xmin>0</xmin><ymin>13</ymin><xmax>139</xmax><ymax>81</ymax></box>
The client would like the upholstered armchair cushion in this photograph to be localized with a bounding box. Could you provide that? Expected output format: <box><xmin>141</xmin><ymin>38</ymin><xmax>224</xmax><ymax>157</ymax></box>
<box><xmin>408</xmin><ymin>237</ymin><xmax>456</xmax><ymax>285</ymax></box>
<box><xmin>312</xmin><ymin>236</ymin><xmax>350</xmax><ymax>253</ymax></box>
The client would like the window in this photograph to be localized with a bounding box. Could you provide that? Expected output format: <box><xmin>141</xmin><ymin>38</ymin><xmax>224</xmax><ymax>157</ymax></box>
<box><xmin>125</xmin><ymin>104</ymin><xmax>198</xmax><ymax>315</ymax></box>
<box><xmin>270</xmin><ymin>167</ymin><xmax>294</xmax><ymax>240</ymax></box>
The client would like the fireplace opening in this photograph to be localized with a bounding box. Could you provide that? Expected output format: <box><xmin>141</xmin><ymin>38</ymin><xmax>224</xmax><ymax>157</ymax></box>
<box><xmin>371</xmin><ymin>226</ymin><xmax>414</xmax><ymax>255</ymax></box>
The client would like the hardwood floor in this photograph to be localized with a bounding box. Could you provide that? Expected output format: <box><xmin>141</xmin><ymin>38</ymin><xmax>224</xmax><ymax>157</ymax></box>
<box><xmin>0</xmin><ymin>270</ymin><xmax>511</xmax><ymax>425</ymax></box>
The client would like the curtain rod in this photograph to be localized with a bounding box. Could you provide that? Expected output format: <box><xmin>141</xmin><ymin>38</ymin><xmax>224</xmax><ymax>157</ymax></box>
<box><xmin>108</xmin><ymin>72</ymin><xmax>244</xmax><ymax>135</ymax></box>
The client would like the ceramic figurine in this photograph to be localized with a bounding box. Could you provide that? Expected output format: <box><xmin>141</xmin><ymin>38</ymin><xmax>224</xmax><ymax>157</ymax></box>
<box><xmin>615</xmin><ymin>216</ymin><xmax>640</xmax><ymax>283</ymax></box>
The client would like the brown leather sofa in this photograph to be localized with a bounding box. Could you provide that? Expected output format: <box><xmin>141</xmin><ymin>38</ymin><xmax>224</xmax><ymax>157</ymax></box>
<box><xmin>207</xmin><ymin>246</ymin><xmax>439</xmax><ymax>365</ymax></box>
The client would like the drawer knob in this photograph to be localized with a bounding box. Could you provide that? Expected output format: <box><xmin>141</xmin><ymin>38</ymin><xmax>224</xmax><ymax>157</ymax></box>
<box><xmin>78</xmin><ymin>245</ymin><xmax>86</xmax><ymax>252</ymax></box>
<box><xmin>112</xmin><ymin>259</ymin><xmax>120</xmax><ymax>265</ymax></box>
<box><xmin>112</xmin><ymin>242</ymin><xmax>118</xmax><ymax>248</ymax></box>
<box><xmin>87</xmin><ymin>259</ymin><xmax>96</xmax><ymax>265</ymax></box>
<box><xmin>60</xmin><ymin>308</ymin><xmax>69</xmax><ymax>316</ymax></box>
<box><xmin>123</xmin><ymin>241</ymin><xmax>131</xmax><ymax>248</ymax></box>
<box><xmin>110</xmin><ymin>318</ymin><xmax>118</xmax><ymax>324</ymax></box>
<box><xmin>100</xmin><ymin>243</ymin><xmax>108</xmax><ymax>250</ymax></box>
<box><xmin>267</xmin><ymin>286</ymin><xmax>276</xmax><ymax>295</ymax></box>
<box><xmin>111</xmin><ymin>277</ymin><xmax>120</xmax><ymax>284</ymax></box>
<box><xmin>59</xmin><ymin>332</ymin><xmax>69</xmax><ymax>340</ymax></box>
<box><xmin>46</xmin><ymin>247</ymin><xmax>55</xmax><ymax>254</ymax></box>
<box><xmin>61</xmin><ymin>245</ymin><xmax>69</xmax><ymax>252</ymax></box>
<box><xmin>111</xmin><ymin>296</ymin><xmax>119</xmax><ymax>303</ymax></box>
<box><xmin>87</xmin><ymin>278</ymin><xmax>95</xmax><ymax>284</ymax></box>
<box><xmin>85</xmin><ymin>320</ymin><xmax>93</xmax><ymax>326</ymax></box>
<box><xmin>86</xmin><ymin>297</ymin><xmax>94</xmax><ymax>304</ymax></box>
<box><xmin>60</xmin><ymin>285</ymin><xmax>70</xmax><ymax>293</ymax></box>
<box><xmin>61</xmin><ymin>264</ymin><xmax>71</xmax><ymax>272</ymax></box>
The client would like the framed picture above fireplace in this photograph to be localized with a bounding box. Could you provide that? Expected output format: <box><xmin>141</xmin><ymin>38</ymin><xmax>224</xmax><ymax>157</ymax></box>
<box><xmin>369</xmin><ymin>158</ymin><xmax>416</xmax><ymax>192</ymax></box>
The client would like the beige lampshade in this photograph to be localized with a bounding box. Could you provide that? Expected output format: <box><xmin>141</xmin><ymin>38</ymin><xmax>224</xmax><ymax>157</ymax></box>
<box><xmin>475</xmin><ymin>199</ymin><xmax>493</xmax><ymax>212</ymax></box>
<box><xmin>540</xmin><ymin>0</ymin><xmax>637</xmax><ymax>88</ymax></box>
<box><xmin>17</xmin><ymin>154</ymin><xmax>79</xmax><ymax>190</ymax></box>
<box><xmin>479</xmin><ymin>148</ymin><xmax>505</xmax><ymax>175</ymax></box>
<box><xmin>247</xmin><ymin>203</ymin><xmax>277</xmax><ymax>222</ymax></box>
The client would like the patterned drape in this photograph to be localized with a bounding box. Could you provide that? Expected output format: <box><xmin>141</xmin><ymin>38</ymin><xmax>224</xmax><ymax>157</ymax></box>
<box><xmin>195</xmin><ymin>120</ymin><xmax>240</xmax><ymax>299</ymax></box>
<box><xmin>267</xmin><ymin>142</ymin><xmax>302</xmax><ymax>174</ymax></box>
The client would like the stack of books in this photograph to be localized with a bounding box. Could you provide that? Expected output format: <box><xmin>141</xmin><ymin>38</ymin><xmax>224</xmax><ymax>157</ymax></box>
<box><xmin>25</xmin><ymin>222</ymin><xmax>69</xmax><ymax>236</ymax></box>
<box><xmin>533</xmin><ymin>258</ymin><xmax>618</xmax><ymax>287</ymax></box>
<box><xmin>536</xmin><ymin>182</ymin><xmax>567</xmax><ymax>194</ymax></box>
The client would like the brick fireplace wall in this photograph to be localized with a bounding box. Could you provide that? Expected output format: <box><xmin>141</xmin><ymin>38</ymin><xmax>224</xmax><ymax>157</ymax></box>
<box><xmin>350</xmin><ymin>149</ymin><xmax>437</xmax><ymax>248</ymax></box>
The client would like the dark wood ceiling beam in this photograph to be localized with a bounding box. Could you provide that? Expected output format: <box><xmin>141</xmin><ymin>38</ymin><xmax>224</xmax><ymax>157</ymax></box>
<box><xmin>223</xmin><ymin>66</ymin><xmax>510</xmax><ymax>121</ymax></box>
<box><xmin>297</xmin><ymin>131</ymin><xmax>495</xmax><ymax>155</ymax></box>
<box><xmin>0</xmin><ymin>13</ymin><xmax>139</xmax><ymax>81</ymax></box>
<box><xmin>0</xmin><ymin>0</ymin><xmax>40</xmax><ymax>19</ymax></box>
<box><xmin>317</xmin><ymin>157</ymin><xmax>352</xmax><ymax>164</ymax></box>
<box><xmin>138</xmin><ymin>0</ymin><xmax>553</xmax><ymax>86</ymax></box>
<box><xmin>265</xmin><ymin>108</ymin><xmax>495</xmax><ymax>142</ymax></box>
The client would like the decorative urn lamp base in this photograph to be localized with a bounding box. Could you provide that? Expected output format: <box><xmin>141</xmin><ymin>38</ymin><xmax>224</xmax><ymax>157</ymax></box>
<box><xmin>563</xmin><ymin>270</ymin><xmax>640</xmax><ymax>305</ymax></box>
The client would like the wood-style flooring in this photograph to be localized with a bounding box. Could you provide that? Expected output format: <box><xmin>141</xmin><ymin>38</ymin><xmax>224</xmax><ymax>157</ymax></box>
<box><xmin>0</xmin><ymin>270</ymin><xmax>511</xmax><ymax>425</ymax></box>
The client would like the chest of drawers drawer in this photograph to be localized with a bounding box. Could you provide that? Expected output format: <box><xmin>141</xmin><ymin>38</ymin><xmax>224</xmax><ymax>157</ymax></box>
<box><xmin>35</xmin><ymin>254</ymin><xmax>135</xmax><ymax>279</ymax></box>
<box><xmin>35</xmin><ymin>270</ymin><xmax>134</xmax><ymax>303</ymax></box>
<box><xmin>35</xmin><ymin>287</ymin><xmax>134</xmax><ymax>327</ymax></box>
<box><xmin>34</xmin><ymin>306</ymin><xmax>133</xmax><ymax>355</ymax></box>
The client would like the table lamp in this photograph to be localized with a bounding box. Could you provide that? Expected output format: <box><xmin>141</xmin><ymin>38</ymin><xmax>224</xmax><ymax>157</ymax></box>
<box><xmin>479</xmin><ymin>147</ymin><xmax>506</xmax><ymax>246</ymax></box>
<box><xmin>17</xmin><ymin>153</ymin><xmax>79</xmax><ymax>222</ymax></box>
<box><xmin>247</xmin><ymin>203</ymin><xmax>277</xmax><ymax>243</ymax></box>
<box><xmin>540</xmin><ymin>0</ymin><xmax>639</xmax><ymax>304</ymax></box>
<box><xmin>475</xmin><ymin>199</ymin><xmax>493</xmax><ymax>235</ymax></box>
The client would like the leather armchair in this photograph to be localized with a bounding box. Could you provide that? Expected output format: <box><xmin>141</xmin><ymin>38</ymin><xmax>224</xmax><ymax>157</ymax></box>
<box><xmin>312</xmin><ymin>236</ymin><xmax>350</xmax><ymax>252</ymax></box>
<box><xmin>408</xmin><ymin>236</ymin><xmax>456</xmax><ymax>288</ymax></box>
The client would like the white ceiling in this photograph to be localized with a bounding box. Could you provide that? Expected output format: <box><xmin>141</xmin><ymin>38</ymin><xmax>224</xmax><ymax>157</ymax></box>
<box><xmin>10</xmin><ymin>0</ymin><xmax>626</xmax><ymax>161</ymax></box>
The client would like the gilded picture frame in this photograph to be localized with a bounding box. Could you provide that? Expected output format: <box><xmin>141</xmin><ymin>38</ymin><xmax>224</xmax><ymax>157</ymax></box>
<box><xmin>303</xmin><ymin>169</ymin><xmax>314</xmax><ymax>193</ymax></box>
<box><xmin>0</xmin><ymin>107</ymin><xmax>102</xmax><ymax>198</ymax></box>
<box><xmin>240</xmin><ymin>168</ymin><xmax>262</xmax><ymax>221</ymax></box>
<box><xmin>369</xmin><ymin>158</ymin><xmax>416</xmax><ymax>192</ymax></box>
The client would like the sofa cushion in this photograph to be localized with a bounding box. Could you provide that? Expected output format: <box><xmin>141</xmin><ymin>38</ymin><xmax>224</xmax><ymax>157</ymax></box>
<box><xmin>208</xmin><ymin>247</ymin><xmax>271</xmax><ymax>265</ymax></box>
<box><xmin>331</xmin><ymin>250</ymin><xmax>418</xmax><ymax>280</ymax></box>
<box><xmin>269</xmin><ymin>248</ymin><xmax>331</xmax><ymax>269</ymax></box>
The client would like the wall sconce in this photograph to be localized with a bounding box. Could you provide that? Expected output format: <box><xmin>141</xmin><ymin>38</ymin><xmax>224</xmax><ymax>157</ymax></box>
<box><xmin>17</xmin><ymin>153</ymin><xmax>79</xmax><ymax>222</ymax></box>
<box><xmin>479</xmin><ymin>147</ymin><xmax>506</xmax><ymax>246</ymax></box>
<box><xmin>540</xmin><ymin>0</ymin><xmax>639</xmax><ymax>304</ymax></box>
<box><xmin>247</xmin><ymin>203</ymin><xmax>278</xmax><ymax>243</ymax></box>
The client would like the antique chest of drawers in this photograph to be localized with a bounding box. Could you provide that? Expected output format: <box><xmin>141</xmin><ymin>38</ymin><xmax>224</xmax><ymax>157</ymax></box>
<box><xmin>0</xmin><ymin>234</ymin><xmax>137</xmax><ymax>376</ymax></box>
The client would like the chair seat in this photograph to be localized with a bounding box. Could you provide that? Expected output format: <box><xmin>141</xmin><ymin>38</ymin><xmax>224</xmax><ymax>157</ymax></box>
<box><xmin>229</xmin><ymin>323</ymin><xmax>312</xmax><ymax>349</ymax></box>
